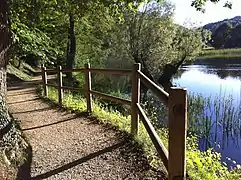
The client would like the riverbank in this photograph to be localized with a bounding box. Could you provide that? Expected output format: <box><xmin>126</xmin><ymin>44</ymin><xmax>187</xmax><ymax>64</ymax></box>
<box><xmin>40</xmin><ymin>86</ymin><xmax>241</xmax><ymax>180</ymax></box>
<box><xmin>199</xmin><ymin>48</ymin><xmax>241</xmax><ymax>60</ymax></box>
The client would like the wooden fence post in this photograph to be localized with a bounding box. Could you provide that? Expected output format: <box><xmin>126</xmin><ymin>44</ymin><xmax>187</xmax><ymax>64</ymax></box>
<box><xmin>168</xmin><ymin>87</ymin><xmax>187</xmax><ymax>180</ymax></box>
<box><xmin>131</xmin><ymin>63</ymin><xmax>141</xmax><ymax>135</ymax></box>
<box><xmin>57</xmin><ymin>65</ymin><xmax>63</xmax><ymax>105</ymax></box>
<box><xmin>41</xmin><ymin>65</ymin><xmax>48</xmax><ymax>97</ymax></box>
<box><xmin>84</xmin><ymin>63</ymin><xmax>92</xmax><ymax>113</ymax></box>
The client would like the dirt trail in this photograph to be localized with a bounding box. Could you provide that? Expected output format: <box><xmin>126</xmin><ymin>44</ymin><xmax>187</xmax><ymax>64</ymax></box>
<box><xmin>7</xmin><ymin>76</ymin><xmax>165</xmax><ymax>180</ymax></box>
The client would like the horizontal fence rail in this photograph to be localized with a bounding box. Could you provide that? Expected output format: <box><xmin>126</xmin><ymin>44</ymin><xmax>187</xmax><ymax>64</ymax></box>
<box><xmin>44</xmin><ymin>68</ymin><xmax>84</xmax><ymax>73</ymax></box>
<box><xmin>41</xmin><ymin>63</ymin><xmax>188</xmax><ymax>180</ymax></box>
<box><xmin>89</xmin><ymin>68</ymin><xmax>132</xmax><ymax>76</ymax></box>
<box><xmin>90</xmin><ymin>90</ymin><xmax>131</xmax><ymax>105</ymax></box>
<box><xmin>61</xmin><ymin>86</ymin><xmax>82</xmax><ymax>92</ymax></box>
<box><xmin>45</xmin><ymin>84</ymin><xmax>58</xmax><ymax>88</ymax></box>
<box><xmin>61</xmin><ymin>68</ymin><xmax>84</xmax><ymax>73</ymax></box>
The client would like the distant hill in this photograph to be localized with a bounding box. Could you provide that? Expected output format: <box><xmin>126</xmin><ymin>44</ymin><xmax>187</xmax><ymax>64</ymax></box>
<box><xmin>202</xmin><ymin>16</ymin><xmax>241</xmax><ymax>49</ymax></box>
<box><xmin>203</xmin><ymin>16</ymin><xmax>241</xmax><ymax>33</ymax></box>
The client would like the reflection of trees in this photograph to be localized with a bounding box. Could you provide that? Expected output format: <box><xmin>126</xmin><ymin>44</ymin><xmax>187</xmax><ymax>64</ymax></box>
<box><xmin>172</xmin><ymin>69</ymin><xmax>185</xmax><ymax>79</ymax></box>
<box><xmin>175</xmin><ymin>59</ymin><xmax>241</xmax><ymax>80</ymax></box>
<box><xmin>195</xmin><ymin>58</ymin><xmax>241</xmax><ymax>65</ymax></box>
<box><xmin>216</xmin><ymin>70</ymin><xmax>229</xmax><ymax>79</ymax></box>
<box><xmin>215</xmin><ymin>69</ymin><xmax>241</xmax><ymax>79</ymax></box>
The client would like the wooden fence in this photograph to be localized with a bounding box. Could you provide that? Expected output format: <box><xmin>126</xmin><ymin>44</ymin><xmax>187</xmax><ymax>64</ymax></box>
<box><xmin>41</xmin><ymin>63</ymin><xmax>187</xmax><ymax>180</ymax></box>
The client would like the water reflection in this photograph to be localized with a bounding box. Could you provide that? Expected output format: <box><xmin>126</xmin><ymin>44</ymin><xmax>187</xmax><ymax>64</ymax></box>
<box><xmin>173</xmin><ymin>59</ymin><xmax>241</xmax><ymax>168</ymax></box>
<box><xmin>184</xmin><ymin>58</ymin><xmax>241</xmax><ymax>79</ymax></box>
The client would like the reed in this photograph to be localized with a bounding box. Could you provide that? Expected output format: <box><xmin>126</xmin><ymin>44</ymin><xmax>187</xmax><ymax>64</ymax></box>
<box><xmin>142</xmin><ymin>89</ymin><xmax>241</xmax><ymax>151</ymax></box>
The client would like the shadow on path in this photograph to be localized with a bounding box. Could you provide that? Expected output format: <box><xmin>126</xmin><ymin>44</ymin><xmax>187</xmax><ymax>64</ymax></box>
<box><xmin>8</xmin><ymin>98</ymin><xmax>41</xmax><ymax>105</ymax></box>
<box><xmin>7</xmin><ymin>90</ymin><xmax>37</xmax><ymax>96</ymax></box>
<box><xmin>12</xmin><ymin>107</ymin><xmax>53</xmax><ymax>115</ymax></box>
<box><xmin>16</xmin><ymin>145</ymin><xmax>32</xmax><ymax>180</ymax></box>
<box><xmin>31</xmin><ymin>142</ymin><xmax>124</xmax><ymax>180</ymax></box>
<box><xmin>22</xmin><ymin>116</ymin><xmax>78</xmax><ymax>131</ymax></box>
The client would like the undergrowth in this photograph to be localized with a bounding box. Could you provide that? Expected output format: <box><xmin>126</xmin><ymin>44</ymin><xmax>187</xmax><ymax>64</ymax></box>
<box><xmin>41</xmin><ymin>87</ymin><xmax>241</xmax><ymax>180</ymax></box>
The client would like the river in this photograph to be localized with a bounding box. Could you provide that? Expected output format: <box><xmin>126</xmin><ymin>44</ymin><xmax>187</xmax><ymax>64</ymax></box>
<box><xmin>174</xmin><ymin>59</ymin><xmax>241</xmax><ymax>168</ymax></box>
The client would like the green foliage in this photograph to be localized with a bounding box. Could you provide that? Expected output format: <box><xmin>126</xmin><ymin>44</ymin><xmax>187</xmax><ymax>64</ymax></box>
<box><xmin>207</xmin><ymin>21</ymin><xmax>241</xmax><ymax>49</ymax></box>
<box><xmin>186</xmin><ymin>141</ymin><xmax>240</xmax><ymax>180</ymax></box>
<box><xmin>43</xmin><ymin>87</ymin><xmax>241</xmax><ymax>179</ymax></box>
<box><xmin>228</xmin><ymin>24</ymin><xmax>241</xmax><ymax>48</ymax></box>
<box><xmin>211</xmin><ymin>22</ymin><xmax>232</xmax><ymax>49</ymax></box>
<box><xmin>10</xmin><ymin>0</ymin><xmax>206</xmax><ymax>95</ymax></box>
<box><xmin>191</xmin><ymin>0</ymin><xmax>232</xmax><ymax>12</ymax></box>
<box><xmin>106</xmin><ymin>1</ymin><xmax>204</xmax><ymax>81</ymax></box>
<box><xmin>10</xmin><ymin>22</ymin><xmax>59</xmax><ymax>65</ymax></box>
<box><xmin>70</xmin><ymin>1</ymin><xmax>206</xmax><ymax>94</ymax></box>
<box><xmin>9</xmin><ymin>0</ymin><xmax>66</xmax><ymax>66</ymax></box>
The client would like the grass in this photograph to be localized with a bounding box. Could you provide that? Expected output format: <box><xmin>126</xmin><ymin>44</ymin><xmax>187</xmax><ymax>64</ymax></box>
<box><xmin>188</xmin><ymin>92</ymin><xmax>241</xmax><ymax>146</ymax></box>
<box><xmin>199</xmin><ymin>48</ymin><xmax>241</xmax><ymax>60</ymax></box>
<box><xmin>40</xmin><ymin>86</ymin><xmax>241</xmax><ymax>180</ymax></box>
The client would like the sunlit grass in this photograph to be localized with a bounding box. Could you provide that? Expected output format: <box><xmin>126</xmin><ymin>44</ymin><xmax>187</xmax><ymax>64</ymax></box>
<box><xmin>199</xmin><ymin>48</ymin><xmax>241</xmax><ymax>59</ymax></box>
<box><xmin>7</xmin><ymin>64</ymin><xmax>31</xmax><ymax>81</ymax></box>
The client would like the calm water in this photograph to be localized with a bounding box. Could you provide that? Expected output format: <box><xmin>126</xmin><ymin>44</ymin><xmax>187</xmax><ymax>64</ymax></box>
<box><xmin>174</xmin><ymin>59</ymin><xmax>241</xmax><ymax>168</ymax></box>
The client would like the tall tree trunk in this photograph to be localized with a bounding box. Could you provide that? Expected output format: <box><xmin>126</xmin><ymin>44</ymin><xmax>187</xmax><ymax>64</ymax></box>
<box><xmin>0</xmin><ymin>0</ymin><xmax>11</xmax><ymax>94</ymax></box>
<box><xmin>66</xmin><ymin>12</ymin><xmax>76</xmax><ymax>85</ymax></box>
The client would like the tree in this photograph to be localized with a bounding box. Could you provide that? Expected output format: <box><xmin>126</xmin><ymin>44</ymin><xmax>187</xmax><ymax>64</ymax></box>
<box><xmin>9</xmin><ymin>0</ymin><xmax>64</xmax><ymax>67</ymax></box>
<box><xmin>228</xmin><ymin>23</ymin><xmax>241</xmax><ymax>48</ymax></box>
<box><xmin>0</xmin><ymin>0</ymin><xmax>12</xmax><ymax>93</ymax></box>
<box><xmin>8</xmin><ymin>0</ymin><xmax>207</xmax><ymax>94</ymax></box>
<box><xmin>109</xmin><ymin>1</ymin><xmax>205</xmax><ymax>93</ymax></box>
<box><xmin>38</xmin><ymin>0</ymin><xmax>146</xmax><ymax>84</ymax></box>
<box><xmin>211</xmin><ymin>22</ymin><xmax>232</xmax><ymax>49</ymax></box>
<box><xmin>191</xmin><ymin>0</ymin><xmax>232</xmax><ymax>12</ymax></box>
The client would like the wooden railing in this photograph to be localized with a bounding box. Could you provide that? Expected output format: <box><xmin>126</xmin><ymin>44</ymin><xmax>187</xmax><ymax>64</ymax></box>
<box><xmin>41</xmin><ymin>63</ymin><xmax>187</xmax><ymax>180</ymax></box>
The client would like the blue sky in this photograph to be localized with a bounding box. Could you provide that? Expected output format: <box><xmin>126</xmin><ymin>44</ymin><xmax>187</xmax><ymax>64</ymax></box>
<box><xmin>171</xmin><ymin>0</ymin><xmax>241</xmax><ymax>26</ymax></box>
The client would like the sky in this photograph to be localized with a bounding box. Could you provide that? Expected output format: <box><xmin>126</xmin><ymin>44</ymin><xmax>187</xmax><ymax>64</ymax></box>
<box><xmin>171</xmin><ymin>0</ymin><xmax>241</xmax><ymax>26</ymax></box>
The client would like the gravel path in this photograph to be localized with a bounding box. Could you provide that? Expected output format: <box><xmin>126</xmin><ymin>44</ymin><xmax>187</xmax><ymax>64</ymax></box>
<box><xmin>7</xmin><ymin>77</ymin><xmax>166</xmax><ymax>180</ymax></box>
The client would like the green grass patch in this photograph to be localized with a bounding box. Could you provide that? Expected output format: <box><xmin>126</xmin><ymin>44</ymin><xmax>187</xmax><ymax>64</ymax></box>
<box><xmin>199</xmin><ymin>48</ymin><xmax>241</xmax><ymax>60</ymax></box>
<box><xmin>41</xmin><ymin>87</ymin><xmax>241</xmax><ymax>180</ymax></box>
<box><xmin>7</xmin><ymin>64</ymin><xmax>31</xmax><ymax>81</ymax></box>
